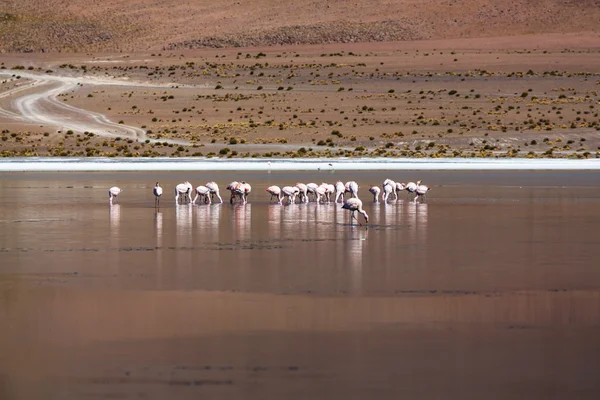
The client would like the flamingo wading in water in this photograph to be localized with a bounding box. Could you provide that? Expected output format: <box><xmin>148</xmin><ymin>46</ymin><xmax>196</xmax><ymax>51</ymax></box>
<box><xmin>334</xmin><ymin>181</ymin><xmax>345</xmax><ymax>203</ymax></box>
<box><xmin>205</xmin><ymin>182</ymin><xmax>223</xmax><ymax>203</ymax></box>
<box><xmin>109</xmin><ymin>186</ymin><xmax>122</xmax><ymax>204</ymax></box>
<box><xmin>281</xmin><ymin>186</ymin><xmax>299</xmax><ymax>204</ymax></box>
<box><xmin>306</xmin><ymin>183</ymin><xmax>319</xmax><ymax>202</ymax></box>
<box><xmin>175</xmin><ymin>182</ymin><xmax>193</xmax><ymax>204</ymax></box>
<box><xmin>405</xmin><ymin>181</ymin><xmax>418</xmax><ymax>199</ymax></box>
<box><xmin>230</xmin><ymin>182</ymin><xmax>251</xmax><ymax>204</ymax></box>
<box><xmin>295</xmin><ymin>183</ymin><xmax>309</xmax><ymax>203</ymax></box>
<box><xmin>382</xmin><ymin>179</ymin><xmax>397</xmax><ymax>202</ymax></box>
<box><xmin>193</xmin><ymin>185</ymin><xmax>211</xmax><ymax>204</ymax></box>
<box><xmin>345</xmin><ymin>181</ymin><xmax>359</xmax><ymax>199</ymax></box>
<box><xmin>342</xmin><ymin>198</ymin><xmax>369</xmax><ymax>226</ymax></box>
<box><xmin>369</xmin><ymin>186</ymin><xmax>381</xmax><ymax>203</ymax></box>
<box><xmin>266</xmin><ymin>185</ymin><xmax>282</xmax><ymax>204</ymax></box>
<box><xmin>414</xmin><ymin>181</ymin><xmax>431</xmax><ymax>203</ymax></box>
<box><xmin>153</xmin><ymin>182</ymin><xmax>162</xmax><ymax>207</ymax></box>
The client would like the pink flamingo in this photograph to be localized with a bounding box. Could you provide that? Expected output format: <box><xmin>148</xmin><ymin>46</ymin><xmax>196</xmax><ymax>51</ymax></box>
<box><xmin>205</xmin><ymin>182</ymin><xmax>223</xmax><ymax>203</ymax></box>
<box><xmin>281</xmin><ymin>186</ymin><xmax>299</xmax><ymax>204</ymax></box>
<box><xmin>109</xmin><ymin>186</ymin><xmax>122</xmax><ymax>204</ymax></box>
<box><xmin>226</xmin><ymin>181</ymin><xmax>239</xmax><ymax>203</ymax></box>
<box><xmin>175</xmin><ymin>182</ymin><xmax>193</xmax><ymax>204</ymax></box>
<box><xmin>193</xmin><ymin>185</ymin><xmax>211</xmax><ymax>204</ymax></box>
<box><xmin>306</xmin><ymin>183</ymin><xmax>319</xmax><ymax>201</ymax></box>
<box><xmin>231</xmin><ymin>181</ymin><xmax>251</xmax><ymax>204</ymax></box>
<box><xmin>320</xmin><ymin>183</ymin><xmax>335</xmax><ymax>203</ymax></box>
<box><xmin>369</xmin><ymin>186</ymin><xmax>380</xmax><ymax>202</ymax></box>
<box><xmin>266</xmin><ymin>185</ymin><xmax>282</xmax><ymax>204</ymax></box>
<box><xmin>383</xmin><ymin>179</ymin><xmax>397</xmax><ymax>201</ymax></box>
<box><xmin>342</xmin><ymin>198</ymin><xmax>369</xmax><ymax>226</ymax></box>
<box><xmin>405</xmin><ymin>181</ymin><xmax>418</xmax><ymax>195</ymax></box>
<box><xmin>414</xmin><ymin>181</ymin><xmax>431</xmax><ymax>203</ymax></box>
<box><xmin>395</xmin><ymin>182</ymin><xmax>406</xmax><ymax>198</ymax></box>
<box><xmin>345</xmin><ymin>181</ymin><xmax>359</xmax><ymax>198</ymax></box>
<box><xmin>334</xmin><ymin>181</ymin><xmax>345</xmax><ymax>203</ymax></box>
<box><xmin>315</xmin><ymin>185</ymin><xmax>328</xmax><ymax>203</ymax></box>
<box><xmin>295</xmin><ymin>183</ymin><xmax>309</xmax><ymax>203</ymax></box>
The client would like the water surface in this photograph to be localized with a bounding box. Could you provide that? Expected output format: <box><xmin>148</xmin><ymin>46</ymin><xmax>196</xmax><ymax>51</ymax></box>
<box><xmin>1</xmin><ymin>171</ymin><xmax>599</xmax><ymax>399</ymax></box>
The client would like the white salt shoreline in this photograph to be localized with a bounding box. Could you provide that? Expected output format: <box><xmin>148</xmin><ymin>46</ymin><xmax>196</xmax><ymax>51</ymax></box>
<box><xmin>0</xmin><ymin>157</ymin><xmax>599</xmax><ymax>172</ymax></box>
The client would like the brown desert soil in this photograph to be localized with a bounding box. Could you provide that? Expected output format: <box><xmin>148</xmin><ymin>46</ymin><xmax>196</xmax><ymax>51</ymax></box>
<box><xmin>0</xmin><ymin>33</ymin><xmax>600</xmax><ymax>158</ymax></box>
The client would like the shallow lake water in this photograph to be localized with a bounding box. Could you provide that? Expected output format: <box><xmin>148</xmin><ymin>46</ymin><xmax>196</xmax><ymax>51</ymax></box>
<box><xmin>1</xmin><ymin>170</ymin><xmax>599</xmax><ymax>399</ymax></box>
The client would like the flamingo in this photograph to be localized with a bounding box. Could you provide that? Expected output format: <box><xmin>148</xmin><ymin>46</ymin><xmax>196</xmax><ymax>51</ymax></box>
<box><xmin>109</xmin><ymin>186</ymin><xmax>122</xmax><ymax>204</ymax></box>
<box><xmin>315</xmin><ymin>185</ymin><xmax>328</xmax><ymax>203</ymax></box>
<box><xmin>266</xmin><ymin>185</ymin><xmax>282</xmax><ymax>204</ymax></box>
<box><xmin>205</xmin><ymin>182</ymin><xmax>223</xmax><ymax>203</ymax></box>
<box><xmin>295</xmin><ymin>183</ymin><xmax>309</xmax><ymax>203</ymax></box>
<box><xmin>382</xmin><ymin>181</ymin><xmax>394</xmax><ymax>203</ymax></box>
<box><xmin>334</xmin><ymin>181</ymin><xmax>345</xmax><ymax>203</ymax></box>
<box><xmin>306</xmin><ymin>183</ymin><xmax>319</xmax><ymax>201</ymax></box>
<box><xmin>281</xmin><ymin>186</ymin><xmax>299</xmax><ymax>204</ymax></box>
<box><xmin>342</xmin><ymin>198</ymin><xmax>369</xmax><ymax>226</ymax></box>
<box><xmin>395</xmin><ymin>182</ymin><xmax>406</xmax><ymax>198</ymax></box>
<box><xmin>153</xmin><ymin>182</ymin><xmax>162</xmax><ymax>207</ymax></box>
<box><xmin>345</xmin><ymin>181</ymin><xmax>359</xmax><ymax>198</ymax></box>
<box><xmin>405</xmin><ymin>181</ymin><xmax>418</xmax><ymax>196</ymax></box>
<box><xmin>193</xmin><ymin>185</ymin><xmax>211</xmax><ymax>204</ymax></box>
<box><xmin>369</xmin><ymin>186</ymin><xmax>380</xmax><ymax>202</ymax></box>
<box><xmin>320</xmin><ymin>183</ymin><xmax>335</xmax><ymax>203</ymax></box>
<box><xmin>175</xmin><ymin>181</ymin><xmax>193</xmax><ymax>204</ymax></box>
<box><xmin>414</xmin><ymin>181</ymin><xmax>431</xmax><ymax>203</ymax></box>
<box><xmin>231</xmin><ymin>181</ymin><xmax>251</xmax><ymax>204</ymax></box>
<box><xmin>383</xmin><ymin>179</ymin><xmax>397</xmax><ymax>201</ymax></box>
<box><xmin>226</xmin><ymin>181</ymin><xmax>239</xmax><ymax>203</ymax></box>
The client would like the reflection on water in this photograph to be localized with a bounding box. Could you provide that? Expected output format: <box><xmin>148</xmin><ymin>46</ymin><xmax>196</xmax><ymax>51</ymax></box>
<box><xmin>175</xmin><ymin>203</ymin><xmax>193</xmax><ymax>235</ymax></box>
<box><xmin>233</xmin><ymin>204</ymin><xmax>251</xmax><ymax>240</ymax></box>
<box><xmin>268</xmin><ymin>204</ymin><xmax>282</xmax><ymax>238</ymax></box>
<box><xmin>195</xmin><ymin>203</ymin><xmax>221</xmax><ymax>242</ymax></box>
<box><xmin>109</xmin><ymin>203</ymin><xmax>120</xmax><ymax>231</ymax></box>
<box><xmin>383</xmin><ymin>199</ymin><xmax>399</xmax><ymax>226</ymax></box>
<box><xmin>154</xmin><ymin>211</ymin><xmax>163</xmax><ymax>246</ymax></box>
<box><xmin>2</xmin><ymin>172</ymin><xmax>600</xmax><ymax>400</ymax></box>
<box><xmin>406</xmin><ymin>202</ymin><xmax>428</xmax><ymax>243</ymax></box>
<box><xmin>348</xmin><ymin>228</ymin><xmax>368</xmax><ymax>295</ymax></box>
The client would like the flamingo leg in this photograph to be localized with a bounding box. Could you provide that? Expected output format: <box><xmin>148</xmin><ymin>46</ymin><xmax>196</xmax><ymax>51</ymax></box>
<box><xmin>350</xmin><ymin>211</ymin><xmax>363</xmax><ymax>227</ymax></box>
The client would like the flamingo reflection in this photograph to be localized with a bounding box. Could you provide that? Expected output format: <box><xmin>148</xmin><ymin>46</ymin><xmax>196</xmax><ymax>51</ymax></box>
<box><xmin>233</xmin><ymin>204</ymin><xmax>252</xmax><ymax>240</ymax></box>
<box><xmin>347</xmin><ymin>228</ymin><xmax>368</xmax><ymax>295</ymax></box>
<box><xmin>109</xmin><ymin>203</ymin><xmax>120</xmax><ymax>231</ymax></box>
<box><xmin>268</xmin><ymin>204</ymin><xmax>283</xmax><ymax>238</ymax></box>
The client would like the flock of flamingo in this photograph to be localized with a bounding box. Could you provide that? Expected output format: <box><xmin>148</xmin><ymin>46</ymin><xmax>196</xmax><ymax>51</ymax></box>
<box><xmin>108</xmin><ymin>179</ymin><xmax>430</xmax><ymax>226</ymax></box>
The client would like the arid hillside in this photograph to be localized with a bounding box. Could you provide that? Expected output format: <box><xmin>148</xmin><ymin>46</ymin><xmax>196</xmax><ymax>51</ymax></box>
<box><xmin>1</xmin><ymin>0</ymin><xmax>599</xmax><ymax>52</ymax></box>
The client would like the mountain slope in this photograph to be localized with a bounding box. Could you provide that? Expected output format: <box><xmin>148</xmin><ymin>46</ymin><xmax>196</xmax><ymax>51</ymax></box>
<box><xmin>1</xmin><ymin>0</ymin><xmax>599</xmax><ymax>52</ymax></box>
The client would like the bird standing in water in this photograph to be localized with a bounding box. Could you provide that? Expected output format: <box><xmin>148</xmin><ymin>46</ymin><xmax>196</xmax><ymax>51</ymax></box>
<box><xmin>266</xmin><ymin>185</ymin><xmax>282</xmax><ymax>204</ymax></box>
<box><xmin>109</xmin><ymin>186</ymin><xmax>122</xmax><ymax>204</ymax></box>
<box><xmin>153</xmin><ymin>182</ymin><xmax>162</xmax><ymax>207</ymax></box>
<box><xmin>342</xmin><ymin>198</ymin><xmax>369</xmax><ymax>226</ymax></box>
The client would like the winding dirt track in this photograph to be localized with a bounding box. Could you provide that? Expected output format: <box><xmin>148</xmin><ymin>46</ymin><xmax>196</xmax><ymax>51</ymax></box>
<box><xmin>0</xmin><ymin>72</ymin><xmax>185</xmax><ymax>143</ymax></box>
